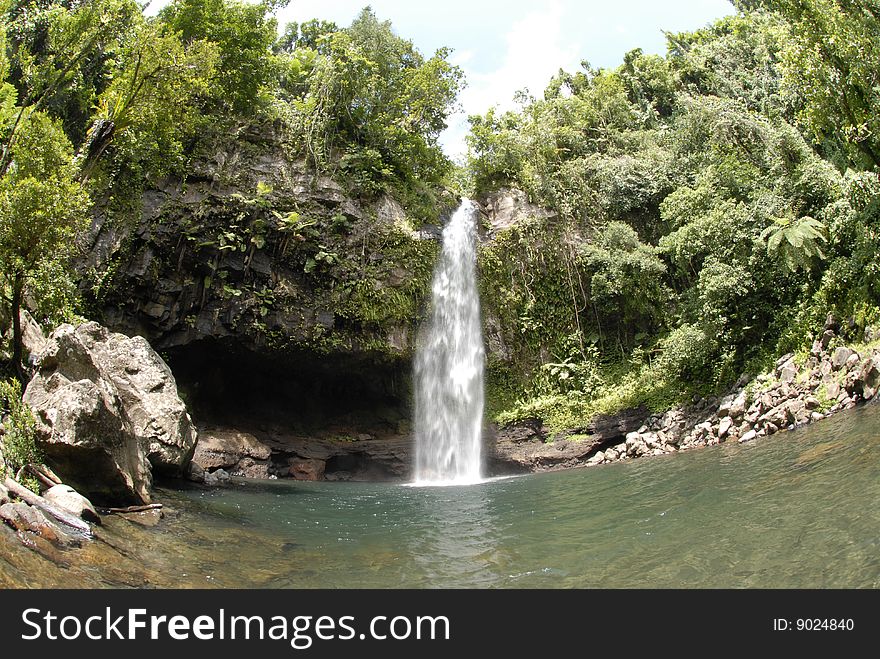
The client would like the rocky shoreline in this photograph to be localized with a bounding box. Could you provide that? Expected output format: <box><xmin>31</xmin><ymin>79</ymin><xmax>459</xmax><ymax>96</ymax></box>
<box><xmin>493</xmin><ymin>326</ymin><xmax>880</xmax><ymax>473</ymax></box>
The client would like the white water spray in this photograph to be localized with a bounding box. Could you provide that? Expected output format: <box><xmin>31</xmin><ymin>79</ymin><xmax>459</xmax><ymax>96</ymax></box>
<box><xmin>413</xmin><ymin>200</ymin><xmax>485</xmax><ymax>485</ymax></box>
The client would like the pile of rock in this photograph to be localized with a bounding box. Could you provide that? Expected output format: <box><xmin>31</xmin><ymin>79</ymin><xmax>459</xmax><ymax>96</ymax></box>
<box><xmin>590</xmin><ymin>337</ymin><xmax>879</xmax><ymax>467</ymax></box>
<box><xmin>189</xmin><ymin>428</ymin><xmax>272</xmax><ymax>483</ymax></box>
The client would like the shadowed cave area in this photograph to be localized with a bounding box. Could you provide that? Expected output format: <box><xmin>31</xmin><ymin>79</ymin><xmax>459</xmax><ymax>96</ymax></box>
<box><xmin>164</xmin><ymin>339</ymin><xmax>413</xmax><ymax>438</ymax></box>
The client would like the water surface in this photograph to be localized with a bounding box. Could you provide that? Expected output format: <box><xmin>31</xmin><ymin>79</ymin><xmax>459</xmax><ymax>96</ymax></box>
<box><xmin>2</xmin><ymin>404</ymin><xmax>879</xmax><ymax>588</ymax></box>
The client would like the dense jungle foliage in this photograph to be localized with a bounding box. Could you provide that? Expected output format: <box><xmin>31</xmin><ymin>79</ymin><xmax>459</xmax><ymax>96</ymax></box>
<box><xmin>0</xmin><ymin>0</ymin><xmax>460</xmax><ymax>370</ymax></box>
<box><xmin>470</xmin><ymin>0</ymin><xmax>880</xmax><ymax>427</ymax></box>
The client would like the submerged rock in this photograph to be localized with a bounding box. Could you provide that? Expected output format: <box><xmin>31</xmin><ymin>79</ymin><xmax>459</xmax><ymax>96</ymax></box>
<box><xmin>203</xmin><ymin>468</ymin><xmax>230</xmax><ymax>486</ymax></box>
<box><xmin>23</xmin><ymin>322</ymin><xmax>197</xmax><ymax>505</ymax></box>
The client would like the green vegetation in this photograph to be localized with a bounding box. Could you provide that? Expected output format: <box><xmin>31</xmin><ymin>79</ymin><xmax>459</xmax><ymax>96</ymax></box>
<box><xmin>276</xmin><ymin>7</ymin><xmax>462</xmax><ymax>207</ymax></box>
<box><xmin>469</xmin><ymin>3</ymin><xmax>880</xmax><ymax>429</ymax></box>
<box><xmin>0</xmin><ymin>377</ymin><xmax>40</xmax><ymax>491</ymax></box>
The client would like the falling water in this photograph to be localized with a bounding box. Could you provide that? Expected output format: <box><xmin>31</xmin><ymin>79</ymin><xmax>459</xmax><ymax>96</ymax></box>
<box><xmin>413</xmin><ymin>199</ymin><xmax>485</xmax><ymax>485</ymax></box>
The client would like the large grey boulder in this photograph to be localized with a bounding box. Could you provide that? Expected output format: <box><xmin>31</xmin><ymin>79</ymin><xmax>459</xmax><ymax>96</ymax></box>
<box><xmin>856</xmin><ymin>354</ymin><xmax>880</xmax><ymax>400</ymax></box>
<box><xmin>23</xmin><ymin>322</ymin><xmax>197</xmax><ymax>505</ymax></box>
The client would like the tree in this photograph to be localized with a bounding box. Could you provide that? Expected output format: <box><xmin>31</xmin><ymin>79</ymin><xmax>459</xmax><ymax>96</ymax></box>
<box><xmin>744</xmin><ymin>0</ymin><xmax>880</xmax><ymax>168</ymax></box>
<box><xmin>81</xmin><ymin>19</ymin><xmax>217</xmax><ymax>177</ymax></box>
<box><xmin>665</xmin><ymin>11</ymin><xmax>789</xmax><ymax>118</ymax></box>
<box><xmin>620</xmin><ymin>48</ymin><xmax>677</xmax><ymax>120</ymax></box>
<box><xmin>0</xmin><ymin>111</ymin><xmax>90</xmax><ymax>381</ymax></box>
<box><xmin>579</xmin><ymin>222</ymin><xmax>670</xmax><ymax>347</ymax></box>
<box><xmin>274</xmin><ymin>19</ymin><xmax>337</xmax><ymax>54</ymax></box>
<box><xmin>0</xmin><ymin>1</ymin><xmax>196</xmax><ymax>379</ymax></box>
<box><xmin>159</xmin><ymin>0</ymin><xmax>286</xmax><ymax>113</ymax></box>
<box><xmin>760</xmin><ymin>215</ymin><xmax>828</xmax><ymax>272</ymax></box>
<box><xmin>0</xmin><ymin>0</ymin><xmax>141</xmax><ymax>170</ymax></box>
<box><xmin>288</xmin><ymin>8</ymin><xmax>463</xmax><ymax>192</ymax></box>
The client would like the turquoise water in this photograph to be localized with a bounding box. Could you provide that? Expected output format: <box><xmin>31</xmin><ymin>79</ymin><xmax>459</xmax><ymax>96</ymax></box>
<box><xmin>162</xmin><ymin>403</ymin><xmax>880</xmax><ymax>588</ymax></box>
<box><xmin>3</xmin><ymin>404</ymin><xmax>878</xmax><ymax>588</ymax></box>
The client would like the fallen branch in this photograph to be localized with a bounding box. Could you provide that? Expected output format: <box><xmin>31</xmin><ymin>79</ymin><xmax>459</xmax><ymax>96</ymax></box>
<box><xmin>20</xmin><ymin>464</ymin><xmax>61</xmax><ymax>490</ymax></box>
<box><xmin>3</xmin><ymin>477</ymin><xmax>93</xmax><ymax>536</ymax></box>
<box><xmin>36</xmin><ymin>464</ymin><xmax>63</xmax><ymax>485</ymax></box>
<box><xmin>102</xmin><ymin>503</ymin><xmax>163</xmax><ymax>514</ymax></box>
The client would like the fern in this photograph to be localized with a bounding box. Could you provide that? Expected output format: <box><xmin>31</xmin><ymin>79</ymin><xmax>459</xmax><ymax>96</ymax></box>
<box><xmin>760</xmin><ymin>216</ymin><xmax>828</xmax><ymax>272</ymax></box>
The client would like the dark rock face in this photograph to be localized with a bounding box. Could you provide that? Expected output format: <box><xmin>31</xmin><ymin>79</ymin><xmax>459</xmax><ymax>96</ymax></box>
<box><xmin>83</xmin><ymin>123</ymin><xmax>441</xmax><ymax>367</ymax></box>
<box><xmin>23</xmin><ymin>322</ymin><xmax>197</xmax><ymax>505</ymax></box>
<box><xmin>258</xmin><ymin>430</ymin><xmax>407</xmax><ymax>481</ymax></box>
<box><xmin>271</xmin><ymin>435</ymin><xmax>409</xmax><ymax>481</ymax></box>
<box><xmin>164</xmin><ymin>338</ymin><xmax>411</xmax><ymax>438</ymax></box>
<box><xmin>191</xmin><ymin>426</ymin><xmax>410</xmax><ymax>483</ymax></box>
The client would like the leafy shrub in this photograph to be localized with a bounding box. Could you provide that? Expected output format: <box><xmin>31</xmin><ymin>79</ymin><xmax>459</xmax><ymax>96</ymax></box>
<box><xmin>657</xmin><ymin>323</ymin><xmax>717</xmax><ymax>381</ymax></box>
<box><xmin>0</xmin><ymin>378</ymin><xmax>41</xmax><ymax>483</ymax></box>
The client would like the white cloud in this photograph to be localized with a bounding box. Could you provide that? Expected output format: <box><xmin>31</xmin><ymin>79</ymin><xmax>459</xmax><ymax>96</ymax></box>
<box><xmin>450</xmin><ymin>49</ymin><xmax>474</xmax><ymax>67</ymax></box>
<box><xmin>439</xmin><ymin>0</ymin><xmax>581</xmax><ymax>158</ymax></box>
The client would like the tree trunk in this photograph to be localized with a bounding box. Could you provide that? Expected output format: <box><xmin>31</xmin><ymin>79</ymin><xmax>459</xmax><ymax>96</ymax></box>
<box><xmin>858</xmin><ymin>139</ymin><xmax>880</xmax><ymax>171</ymax></box>
<box><xmin>11</xmin><ymin>272</ymin><xmax>25</xmax><ymax>385</ymax></box>
<box><xmin>77</xmin><ymin>118</ymin><xmax>116</xmax><ymax>182</ymax></box>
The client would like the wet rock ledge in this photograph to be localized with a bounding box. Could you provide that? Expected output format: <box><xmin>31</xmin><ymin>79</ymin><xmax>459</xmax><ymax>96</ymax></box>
<box><xmin>184</xmin><ymin>325</ymin><xmax>880</xmax><ymax>484</ymax></box>
<box><xmin>189</xmin><ymin>427</ymin><xmax>410</xmax><ymax>483</ymax></box>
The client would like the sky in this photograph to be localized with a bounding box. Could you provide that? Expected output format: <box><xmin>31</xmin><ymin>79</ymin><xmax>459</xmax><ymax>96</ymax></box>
<box><xmin>147</xmin><ymin>0</ymin><xmax>737</xmax><ymax>156</ymax></box>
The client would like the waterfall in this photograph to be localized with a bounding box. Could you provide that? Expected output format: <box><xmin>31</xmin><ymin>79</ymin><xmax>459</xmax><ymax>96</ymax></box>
<box><xmin>413</xmin><ymin>199</ymin><xmax>485</xmax><ymax>485</ymax></box>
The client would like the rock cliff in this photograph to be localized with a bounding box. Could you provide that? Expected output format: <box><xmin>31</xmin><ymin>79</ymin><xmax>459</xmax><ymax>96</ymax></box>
<box><xmin>83</xmin><ymin>122</ymin><xmax>453</xmax><ymax>435</ymax></box>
